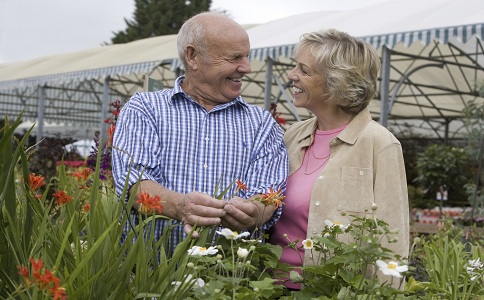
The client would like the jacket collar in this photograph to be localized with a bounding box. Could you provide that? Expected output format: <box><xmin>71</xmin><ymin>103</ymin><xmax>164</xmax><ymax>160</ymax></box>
<box><xmin>293</xmin><ymin>109</ymin><xmax>373</xmax><ymax>146</ymax></box>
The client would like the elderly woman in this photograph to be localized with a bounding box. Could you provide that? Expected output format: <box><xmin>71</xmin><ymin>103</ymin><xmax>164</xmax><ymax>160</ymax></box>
<box><xmin>269</xmin><ymin>28</ymin><xmax>409</xmax><ymax>289</ymax></box>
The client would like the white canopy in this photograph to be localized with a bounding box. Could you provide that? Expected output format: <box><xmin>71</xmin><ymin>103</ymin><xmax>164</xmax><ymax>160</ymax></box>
<box><xmin>1</xmin><ymin>0</ymin><xmax>483</xmax><ymax>140</ymax></box>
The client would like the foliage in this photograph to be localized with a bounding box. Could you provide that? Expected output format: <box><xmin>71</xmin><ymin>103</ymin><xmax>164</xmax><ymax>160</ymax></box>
<box><xmin>461</xmin><ymin>99</ymin><xmax>484</xmax><ymax>162</ymax></box>
<box><xmin>3</xmin><ymin>113</ymin><xmax>484</xmax><ymax>299</ymax></box>
<box><xmin>415</xmin><ymin>143</ymin><xmax>472</xmax><ymax>201</ymax></box>
<box><xmin>410</xmin><ymin>220</ymin><xmax>484</xmax><ymax>299</ymax></box>
<box><xmin>110</xmin><ymin>0</ymin><xmax>212</xmax><ymax>44</ymax></box>
<box><xmin>278</xmin><ymin>211</ymin><xmax>411</xmax><ymax>299</ymax></box>
<box><xmin>0</xmin><ymin>114</ymin><xmax>285</xmax><ymax>299</ymax></box>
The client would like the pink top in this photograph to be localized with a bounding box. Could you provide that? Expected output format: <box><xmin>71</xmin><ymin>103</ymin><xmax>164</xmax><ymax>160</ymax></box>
<box><xmin>269</xmin><ymin>123</ymin><xmax>347</xmax><ymax>289</ymax></box>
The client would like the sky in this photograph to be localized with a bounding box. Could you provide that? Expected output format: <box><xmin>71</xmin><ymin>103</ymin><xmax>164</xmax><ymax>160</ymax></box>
<box><xmin>0</xmin><ymin>0</ymin><xmax>390</xmax><ymax>64</ymax></box>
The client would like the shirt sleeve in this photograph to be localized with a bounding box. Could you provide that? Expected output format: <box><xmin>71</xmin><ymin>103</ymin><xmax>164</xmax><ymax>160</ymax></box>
<box><xmin>111</xmin><ymin>94</ymin><xmax>162</xmax><ymax>199</ymax></box>
<box><xmin>245</xmin><ymin>112</ymin><xmax>289</xmax><ymax>230</ymax></box>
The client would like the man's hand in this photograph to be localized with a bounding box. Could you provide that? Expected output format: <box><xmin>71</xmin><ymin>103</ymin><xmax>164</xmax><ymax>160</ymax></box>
<box><xmin>133</xmin><ymin>181</ymin><xmax>227</xmax><ymax>238</ymax></box>
<box><xmin>221</xmin><ymin>197</ymin><xmax>272</xmax><ymax>232</ymax></box>
<box><xmin>177</xmin><ymin>192</ymin><xmax>226</xmax><ymax>238</ymax></box>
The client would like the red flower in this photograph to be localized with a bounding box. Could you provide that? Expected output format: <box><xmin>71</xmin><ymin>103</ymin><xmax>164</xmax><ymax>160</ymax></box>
<box><xmin>136</xmin><ymin>192</ymin><xmax>164</xmax><ymax>214</ymax></box>
<box><xmin>83</xmin><ymin>202</ymin><xmax>91</xmax><ymax>212</ymax></box>
<box><xmin>28</xmin><ymin>173</ymin><xmax>45</xmax><ymax>192</ymax></box>
<box><xmin>269</xmin><ymin>103</ymin><xmax>287</xmax><ymax>126</ymax></box>
<box><xmin>52</xmin><ymin>190</ymin><xmax>73</xmax><ymax>206</ymax></box>
<box><xmin>275</xmin><ymin>113</ymin><xmax>287</xmax><ymax>125</ymax></box>
<box><xmin>235</xmin><ymin>179</ymin><xmax>248</xmax><ymax>193</ymax></box>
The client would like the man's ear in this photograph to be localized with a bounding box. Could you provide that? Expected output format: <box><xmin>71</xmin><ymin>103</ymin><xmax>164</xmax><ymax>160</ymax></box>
<box><xmin>184</xmin><ymin>45</ymin><xmax>198</xmax><ymax>71</ymax></box>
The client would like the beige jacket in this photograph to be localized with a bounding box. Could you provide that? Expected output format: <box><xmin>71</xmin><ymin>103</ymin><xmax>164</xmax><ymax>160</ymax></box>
<box><xmin>284</xmin><ymin>109</ymin><xmax>409</xmax><ymax>266</ymax></box>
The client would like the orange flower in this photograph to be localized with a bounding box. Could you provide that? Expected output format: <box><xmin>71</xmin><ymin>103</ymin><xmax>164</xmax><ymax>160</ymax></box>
<box><xmin>235</xmin><ymin>179</ymin><xmax>248</xmax><ymax>193</ymax></box>
<box><xmin>35</xmin><ymin>269</ymin><xmax>56</xmax><ymax>289</ymax></box>
<box><xmin>83</xmin><ymin>202</ymin><xmax>91</xmax><ymax>212</ymax></box>
<box><xmin>29</xmin><ymin>258</ymin><xmax>44</xmax><ymax>273</ymax></box>
<box><xmin>17</xmin><ymin>265</ymin><xmax>31</xmax><ymax>287</ymax></box>
<box><xmin>136</xmin><ymin>192</ymin><xmax>164</xmax><ymax>214</ymax></box>
<box><xmin>107</xmin><ymin>124</ymin><xmax>116</xmax><ymax>145</ymax></box>
<box><xmin>260</xmin><ymin>187</ymin><xmax>286</xmax><ymax>209</ymax></box>
<box><xmin>52</xmin><ymin>190</ymin><xmax>73</xmax><ymax>206</ymax></box>
<box><xmin>51</xmin><ymin>286</ymin><xmax>67</xmax><ymax>300</ymax></box>
<box><xmin>20</xmin><ymin>258</ymin><xmax>67</xmax><ymax>299</ymax></box>
<box><xmin>71</xmin><ymin>168</ymin><xmax>91</xmax><ymax>183</ymax></box>
<box><xmin>28</xmin><ymin>173</ymin><xmax>45</xmax><ymax>192</ymax></box>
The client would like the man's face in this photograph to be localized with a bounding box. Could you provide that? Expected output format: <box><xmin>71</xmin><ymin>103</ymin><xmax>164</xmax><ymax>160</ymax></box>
<box><xmin>190</xmin><ymin>26</ymin><xmax>251</xmax><ymax>109</ymax></box>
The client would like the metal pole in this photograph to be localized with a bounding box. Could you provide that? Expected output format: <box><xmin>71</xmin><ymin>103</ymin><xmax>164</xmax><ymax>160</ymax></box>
<box><xmin>100</xmin><ymin>76</ymin><xmax>110</xmax><ymax>143</ymax></box>
<box><xmin>264</xmin><ymin>57</ymin><xmax>273</xmax><ymax>110</ymax></box>
<box><xmin>36</xmin><ymin>85</ymin><xmax>45</xmax><ymax>144</ymax></box>
<box><xmin>379</xmin><ymin>46</ymin><xmax>391</xmax><ymax>127</ymax></box>
<box><xmin>471</xmin><ymin>133</ymin><xmax>484</xmax><ymax>225</ymax></box>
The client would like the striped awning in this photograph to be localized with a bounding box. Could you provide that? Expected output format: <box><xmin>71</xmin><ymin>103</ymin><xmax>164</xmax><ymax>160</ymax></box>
<box><xmin>249</xmin><ymin>23</ymin><xmax>484</xmax><ymax>61</ymax></box>
<box><xmin>362</xmin><ymin>23</ymin><xmax>484</xmax><ymax>49</ymax></box>
<box><xmin>0</xmin><ymin>61</ymin><xmax>162</xmax><ymax>89</ymax></box>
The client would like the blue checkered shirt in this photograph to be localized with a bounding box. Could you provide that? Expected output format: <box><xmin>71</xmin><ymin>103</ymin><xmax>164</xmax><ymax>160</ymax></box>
<box><xmin>112</xmin><ymin>76</ymin><xmax>288</xmax><ymax>252</ymax></box>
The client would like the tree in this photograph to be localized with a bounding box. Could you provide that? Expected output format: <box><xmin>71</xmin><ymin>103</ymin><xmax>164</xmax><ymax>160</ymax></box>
<box><xmin>415</xmin><ymin>144</ymin><xmax>472</xmax><ymax>215</ymax></box>
<box><xmin>109</xmin><ymin>0</ymin><xmax>212</xmax><ymax>44</ymax></box>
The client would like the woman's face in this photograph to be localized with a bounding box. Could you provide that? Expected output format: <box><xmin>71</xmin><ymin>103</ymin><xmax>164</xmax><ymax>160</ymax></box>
<box><xmin>287</xmin><ymin>47</ymin><xmax>327</xmax><ymax>111</ymax></box>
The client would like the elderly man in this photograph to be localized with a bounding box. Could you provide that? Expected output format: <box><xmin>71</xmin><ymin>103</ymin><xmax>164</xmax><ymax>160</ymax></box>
<box><xmin>112</xmin><ymin>12</ymin><xmax>288</xmax><ymax>252</ymax></box>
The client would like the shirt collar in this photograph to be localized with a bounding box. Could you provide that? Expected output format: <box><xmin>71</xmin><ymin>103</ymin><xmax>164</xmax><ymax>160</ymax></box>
<box><xmin>170</xmin><ymin>76</ymin><xmax>248</xmax><ymax>109</ymax></box>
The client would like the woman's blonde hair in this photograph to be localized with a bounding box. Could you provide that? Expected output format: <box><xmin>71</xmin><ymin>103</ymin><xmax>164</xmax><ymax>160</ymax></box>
<box><xmin>294</xmin><ymin>28</ymin><xmax>381</xmax><ymax>114</ymax></box>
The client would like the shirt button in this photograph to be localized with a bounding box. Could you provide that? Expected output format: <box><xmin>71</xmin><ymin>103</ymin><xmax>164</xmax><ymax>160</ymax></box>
<box><xmin>318</xmin><ymin>175</ymin><xmax>323</xmax><ymax>180</ymax></box>
<box><xmin>360</xmin><ymin>171</ymin><xmax>364</xmax><ymax>175</ymax></box>
<box><xmin>205</xmin><ymin>137</ymin><xmax>209</xmax><ymax>141</ymax></box>
<box><xmin>204</xmin><ymin>164</ymin><xmax>208</xmax><ymax>168</ymax></box>
<box><xmin>315</xmin><ymin>201</ymin><xmax>320</xmax><ymax>206</ymax></box>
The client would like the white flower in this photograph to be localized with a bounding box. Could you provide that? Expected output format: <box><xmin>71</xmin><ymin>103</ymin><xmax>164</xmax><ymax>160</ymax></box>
<box><xmin>237</xmin><ymin>247</ymin><xmax>249</xmax><ymax>258</ymax></box>
<box><xmin>324</xmin><ymin>219</ymin><xmax>349</xmax><ymax>231</ymax></box>
<box><xmin>468</xmin><ymin>258</ymin><xmax>484</xmax><ymax>270</ymax></box>
<box><xmin>467</xmin><ymin>258</ymin><xmax>483</xmax><ymax>281</ymax></box>
<box><xmin>302</xmin><ymin>239</ymin><xmax>314</xmax><ymax>250</ymax></box>
<box><xmin>171</xmin><ymin>274</ymin><xmax>205</xmax><ymax>289</ymax></box>
<box><xmin>216</xmin><ymin>228</ymin><xmax>250</xmax><ymax>240</ymax></box>
<box><xmin>187</xmin><ymin>245</ymin><xmax>218</xmax><ymax>256</ymax></box>
<box><xmin>376</xmin><ymin>260</ymin><xmax>408</xmax><ymax>278</ymax></box>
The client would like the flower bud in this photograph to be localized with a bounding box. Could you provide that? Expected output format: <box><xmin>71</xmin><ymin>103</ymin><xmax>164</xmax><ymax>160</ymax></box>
<box><xmin>237</xmin><ymin>247</ymin><xmax>249</xmax><ymax>259</ymax></box>
<box><xmin>371</xmin><ymin>203</ymin><xmax>378</xmax><ymax>211</ymax></box>
<box><xmin>187</xmin><ymin>262</ymin><xmax>194</xmax><ymax>269</ymax></box>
